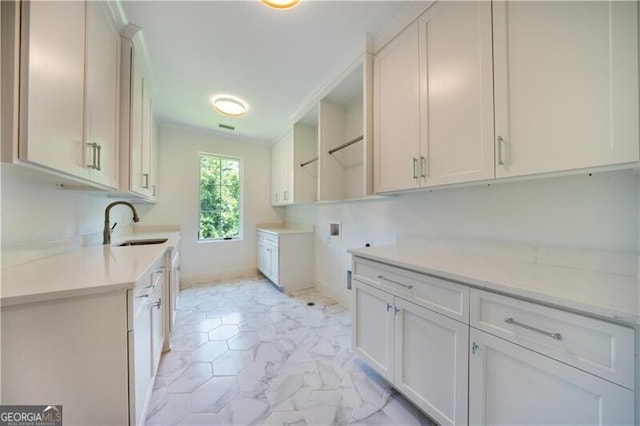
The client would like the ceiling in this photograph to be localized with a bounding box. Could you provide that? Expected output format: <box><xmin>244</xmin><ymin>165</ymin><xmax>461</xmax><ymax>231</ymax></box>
<box><xmin>119</xmin><ymin>0</ymin><xmax>412</xmax><ymax>144</ymax></box>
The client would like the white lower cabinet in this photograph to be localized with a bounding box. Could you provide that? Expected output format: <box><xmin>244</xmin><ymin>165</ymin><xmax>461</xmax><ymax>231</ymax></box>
<box><xmin>468</xmin><ymin>328</ymin><xmax>634</xmax><ymax>426</ymax></box>
<box><xmin>351</xmin><ymin>256</ymin><xmax>636</xmax><ymax>426</ymax></box>
<box><xmin>352</xmin><ymin>279</ymin><xmax>395</xmax><ymax>380</ymax></box>
<box><xmin>256</xmin><ymin>229</ymin><xmax>313</xmax><ymax>291</ymax></box>
<box><xmin>1</xmin><ymin>256</ymin><xmax>166</xmax><ymax>426</ymax></box>
<box><xmin>352</xmin><ymin>279</ymin><xmax>469</xmax><ymax>426</ymax></box>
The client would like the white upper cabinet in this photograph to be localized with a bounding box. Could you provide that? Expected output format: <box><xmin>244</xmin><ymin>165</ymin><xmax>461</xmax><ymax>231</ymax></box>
<box><xmin>271</xmin><ymin>131</ymin><xmax>292</xmax><ymax>206</ymax></box>
<box><xmin>374</xmin><ymin>0</ymin><xmax>639</xmax><ymax>192</ymax></box>
<box><xmin>10</xmin><ymin>1</ymin><xmax>119</xmax><ymax>189</ymax></box>
<box><xmin>85</xmin><ymin>1</ymin><xmax>120</xmax><ymax>189</ymax></box>
<box><xmin>18</xmin><ymin>1</ymin><xmax>87</xmax><ymax>179</ymax></box>
<box><xmin>374</xmin><ymin>21</ymin><xmax>421</xmax><ymax>193</ymax></box>
<box><xmin>375</xmin><ymin>2</ymin><xmax>494</xmax><ymax>193</ymax></box>
<box><xmin>120</xmin><ymin>26</ymin><xmax>158</xmax><ymax>201</ymax></box>
<box><xmin>493</xmin><ymin>0</ymin><xmax>639</xmax><ymax>177</ymax></box>
<box><xmin>418</xmin><ymin>1</ymin><xmax>494</xmax><ymax>187</ymax></box>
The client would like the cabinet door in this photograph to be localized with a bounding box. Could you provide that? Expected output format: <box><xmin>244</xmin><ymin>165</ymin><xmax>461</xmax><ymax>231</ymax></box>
<box><xmin>394</xmin><ymin>298</ymin><xmax>468</xmax><ymax>426</ymax></box>
<box><xmin>19</xmin><ymin>1</ymin><xmax>88</xmax><ymax>180</ymax></box>
<box><xmin>130</xmin><ymin>301</ymin><xmax>152</xmax><ymax>426</ymax></box>
<box><xmin>373</xmin><ymin>21</ymin><xmax>421</xmax><ymax>193</ymax></box>
<box><xmin>271</xmin><ymin>141</ymin><xmax>281</xmax><ymax>205</ymax></box>
<box><xmin>468</xmin><ymin>328</ymin><xmax>634</xmax><ymax>426</ymax></box>
<box><xmin>270</xmin><ymin>246</ymin><xmax>279</xmax><ymax>286</ymax></box>
<box><xmin>85</xmin><ymin>1</ymin><xmax>119</xmax><ymax>189</ymax></box>
<box><xmin>493</xmin><ymin>1</ymin><xmax>639</xmax><ymax>178</ymax></box>
<box><xmin>149</xmin><ymin>273</ymin><xmax>164</xmax><ymax>373</ymax></box>
<box><xmin>281</xmin><ymin>131</ymin><xmax>293</xmax><ymax>204</ymax></box>
<box><xmin>128</xmin><ymin>35</ymin><xmax>146</xmax><ymax>195</ymax></box>
<box><xmin>140</xmin><ymin>81</ymin><xmax>153</xmax><ymax>195</ymax></box>
<box><xmin>419</xmin><ymin>1</ymin><xmax>494</xmax><ymax>187</ymax></box>
<box><xmin>351</xmin><ymin>280</ymin><xmax>395</xmax><ymax>381</ymax></box>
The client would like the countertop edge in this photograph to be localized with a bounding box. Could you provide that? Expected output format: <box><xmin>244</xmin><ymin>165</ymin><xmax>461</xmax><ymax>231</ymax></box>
<box><xmin>349</xmin><ymin>248</ymin><xmax>640</xmax><ymax>327</ymax></box>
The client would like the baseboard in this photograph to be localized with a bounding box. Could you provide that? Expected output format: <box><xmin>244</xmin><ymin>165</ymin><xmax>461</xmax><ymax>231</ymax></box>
<box><xmin>314</xmin><ymin>278</ymin><xmax>351</xmax><ymax>309</ymax></box>
<box><xmin>180</xmin><ymin>267</ymin><xmax>260</xmax><ymax>289</ymax></box>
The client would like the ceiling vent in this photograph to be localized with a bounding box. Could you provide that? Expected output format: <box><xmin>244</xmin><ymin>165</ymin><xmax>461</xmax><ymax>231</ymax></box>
<box><xmin>219</xmin><ymin>123</ymin><xmax>235</xmax><ymax>131</ymax></box>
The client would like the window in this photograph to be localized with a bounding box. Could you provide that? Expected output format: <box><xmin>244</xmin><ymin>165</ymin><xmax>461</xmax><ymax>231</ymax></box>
<box><xmin>199</xmin><ymin>153</ymin><xmax>241</xmax><ymax>240</ymax></box>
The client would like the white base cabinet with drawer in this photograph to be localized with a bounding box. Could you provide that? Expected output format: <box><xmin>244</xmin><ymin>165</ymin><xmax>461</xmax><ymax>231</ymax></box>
<box><xmin>469</xmin><ymin>288</ymin><xmax>635</xmax><ymax>426</ymax></box>
<box><xmin>351</xmin><ymin>255</ymin><xmax>636</xmax><ymax>426</ymax></box>
<box><xmin>352</xmin><ymin>258</ymin><xmax>470</xmax><ymax>426</ymax></box>
<box><xmin>1</xmin><ymin>257</ymin><xmax>166</xmax><ymax>425</ymax></box>
<box><xmin>256</xmin><ymin>230</ymin><xmax>314</xmax><ymax>291</ymax></box>
<box><xmin>469</xmin><ymin>328</ymin><xmax>634</xmax><ymax>425</ymax></box>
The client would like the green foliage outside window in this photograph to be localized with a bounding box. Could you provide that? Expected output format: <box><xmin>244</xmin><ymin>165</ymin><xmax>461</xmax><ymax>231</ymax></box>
<box><xmin>199</xmin><ymin>154</ymin><xmax>241</xmax><ymax>240</ymax></box>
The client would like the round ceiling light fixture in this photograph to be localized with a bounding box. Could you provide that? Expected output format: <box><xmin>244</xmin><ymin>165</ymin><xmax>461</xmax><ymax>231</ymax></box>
<box><xmin>261</xmin><ymin>0</ymin><xmax>300</xmax><ymax>10</ymax></box>
<box><xmin>211</xmin><ymin>95</ymin><xmax>248</xmax><ymax>117</ymax></box>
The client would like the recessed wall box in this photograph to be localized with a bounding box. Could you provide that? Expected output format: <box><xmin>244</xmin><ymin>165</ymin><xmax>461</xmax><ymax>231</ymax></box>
<box><xmin>329</xmin><ymin>221</ymin><xmax>341</xmax><ymax>239</ymax></box>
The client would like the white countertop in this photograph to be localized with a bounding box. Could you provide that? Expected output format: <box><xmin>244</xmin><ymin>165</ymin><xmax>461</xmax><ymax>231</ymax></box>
<box><xmin>349</xmin><ymin>244</ymin><xmax>640</xmax><ymax>326</ymax></box>
<box><xmin>256</xmin><ymin>226</ymin><xmax>314</xmax><ymax>235</ymax></box>
<box><xmin>1</xmin><ymin>232</ymin><xmax>181</xmax><ymax>307</ymax></box>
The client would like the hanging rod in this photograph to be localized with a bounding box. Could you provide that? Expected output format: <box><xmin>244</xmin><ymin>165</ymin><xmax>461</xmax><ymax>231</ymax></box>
<box><xmin>328</xmin><ymin>135</ymin><xmax>364</xmax><ymax>155</ymax></box>
<box><xmin>300</xmin><ymin>157</ymin><xmax>318</xmax><ymax>167</ymax></box>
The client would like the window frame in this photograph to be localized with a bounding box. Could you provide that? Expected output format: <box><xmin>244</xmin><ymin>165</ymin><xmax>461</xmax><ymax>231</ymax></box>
<box><xmin>197</xmin><ymin>151</ymin><xmax>243</xmax><ymax>242</ymax></box>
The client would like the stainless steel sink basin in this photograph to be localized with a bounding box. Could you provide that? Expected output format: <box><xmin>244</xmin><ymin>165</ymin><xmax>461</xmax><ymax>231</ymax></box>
<box><xmin>118</xmin><ymin>238</ymin><xmax>168</xmax><ymax>246</ymax></box>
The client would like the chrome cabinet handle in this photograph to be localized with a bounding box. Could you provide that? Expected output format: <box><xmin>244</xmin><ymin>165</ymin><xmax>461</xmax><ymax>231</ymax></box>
<box><xmin>95</xmin><ymin>144</ymin><xmax>102</xmax><ymax>171</ymax></box>
<box><xmin>504</xmin><ymin>317</ymin><xmax>563</xmax><ymax>341</ymax></box>
<box><xmin>472</xmin><ymin>342</ymin><xmax>479</xmax><ymax>355</ymax></box>
<box><xmin>497</xmin><ymin>136</ymin><xmax>506</xmax><ymax>166</ymax></box>
<box><xmin>412</xmin><ymin>157</ymin><xmax>418</xmax><ymax>179</ymax></box>
<box><xmin>386</xmin><ymin>302</ymin><xmax>393</xmax><ymax>312</ymax></box>
<box><xmin>143</xmin><ymin>173</ymin><xmax>150</xmax><ymax>189</ymax></box>
<box><xmin>152</xmin><ymin>185</ymin><xmax>156</xmax><ymax>196</ymax></box>
<box><xmin>87</xmin><ymin>143</ymin><xmax>98</xmax><ymax>169</ymax></box>
<box><xmin>420</xmin><ymin>156</ymin><xmax>426</xmax><ymax>179</ymax></box>
<box><xmin>284</xmin><ymin>190</ymin><xmax>289</xmax><ymax>201</ymax></box>
<box><xmin>377</xmin><ymin>274</ymin><xmax>413</xmax><ymax>290</ymax></box>
<box><xmin>151</xmin><ymin>297</ymin><xmax>162</xmax><ymax>309</ymax></box>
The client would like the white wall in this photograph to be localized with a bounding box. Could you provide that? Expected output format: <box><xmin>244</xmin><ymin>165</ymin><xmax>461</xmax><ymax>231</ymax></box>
<box><xmin>1</xmin><ymin>165</ymin><xmax>136</xmax><ymax>251</ymax></box>
<box><xmin>286</xmin><ymin>169</ymin><xmax>640</xmax><ymax>306</ymax></box>
<box><xmin>138</xmin><ymin>124</ymin><xmax>283</xmax><ymax>285</ymax></box>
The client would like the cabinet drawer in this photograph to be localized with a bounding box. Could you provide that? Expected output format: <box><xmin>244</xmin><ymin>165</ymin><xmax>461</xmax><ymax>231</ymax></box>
<box><xmin>470</xmin><ymin>289</ymin><xmax>635</xmax><ymax>389</ymax></box>
<box><xmin>257</xmin><ymin>231</ymin><xmax>278</xmax><ymax>246</ymax></box>
<box><xmin>353</xmin><ymin>257</ymin><xmax>469</xmax><ymax>323</ymax></box>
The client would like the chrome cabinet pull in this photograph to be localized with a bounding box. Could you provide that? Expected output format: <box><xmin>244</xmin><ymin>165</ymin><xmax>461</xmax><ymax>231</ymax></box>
<box><xmin>412</xmin><ymin>157</ymin><xmax>418</xmax><ymax>179</ymax></box>
<box><xmin>497</xmin><ymin>136</ymin><xmax>506</xmax><ymax>166</ymax></box>
<box><xmin>95</xmin><ymin>144</ymin><xmax>102</xmax><ymax>171</ymax></box>
<box><xmin>420</xmin><ymin>156</ymin><xmax>426</xmax><ymax>178</ymax></box>
<box><xmin>472</xmin><ymin>342</ymin><xmax>479</xmax><ymax>355</ymax></box>
<box><xmin>142</xmin><ymin>173</ymin><xmax>150</xmax><ymax>189</ymax></box>
<box><xmin>151</xmin><ymin>297</ymin><xmax>162</xmax><ymax>309</ymax></box>
<box><xmin>504</xmin><ymin>317</ymin><xmax>563</xmax><ymax>341</ymax></box>
<box><xmin>394</xmin><ymin>307</ymin><xmax>400</xmax><ymax>315</ymax></box>
<box><xmin>386</xmin><ymin>302</ymin><xmax>393</xmax><ymax>312</ymax></box>
<box><xmin>284</xmin><ymin>190</ymin><xmax>289</xmax><ymax>201</ymax></box>
<box><xmin>87</xmin><ymin>143</ymin><xmax>98</xmax><ymax>169</ymax></box>
<box><xmin>377</xmin><ymin>274</ymin><xmax>413</xmax><ymax>290</ymax></box>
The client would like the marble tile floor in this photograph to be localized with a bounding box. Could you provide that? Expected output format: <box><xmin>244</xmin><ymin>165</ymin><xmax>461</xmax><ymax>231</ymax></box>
<box><xmin>146</xmin><ymin>277</ymin><xmax>436</xmax><ymax>426</ymax></box>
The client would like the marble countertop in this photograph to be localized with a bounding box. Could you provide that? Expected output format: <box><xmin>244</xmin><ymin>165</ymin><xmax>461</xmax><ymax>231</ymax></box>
<box><xmin>349</xmin><ymin>244</ymin><xmax>640</xmax><ymax>326</ymax></box>
<box><xmin>1</xmin><ymin>232</ymin><xmax>181</xmax><ymax>307</ymax></box>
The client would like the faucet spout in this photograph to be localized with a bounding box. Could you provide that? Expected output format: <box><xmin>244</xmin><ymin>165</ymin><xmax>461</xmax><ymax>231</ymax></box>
<box><xmin>103</xmin><ymin>201</ymin><xmax>140</xmax><ymax>245</ymax></box>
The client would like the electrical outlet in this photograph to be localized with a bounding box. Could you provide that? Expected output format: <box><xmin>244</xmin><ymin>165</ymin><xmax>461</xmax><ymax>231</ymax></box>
<box><xmin>347</xmin><ymin>270</ymin><xmax>352</xmax><ymax>290</ymax></box>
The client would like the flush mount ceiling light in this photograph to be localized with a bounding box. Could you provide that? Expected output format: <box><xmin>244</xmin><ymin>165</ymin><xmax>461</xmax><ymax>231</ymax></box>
<box><xmin>211</xmin><ymin>95</ymin><xmax>248</xmax><ymax>117</ymax></box>
<box><xmin>261</xmin><ymin>0</ymin><xmax>300</xmax><ymax>10</ymax></box>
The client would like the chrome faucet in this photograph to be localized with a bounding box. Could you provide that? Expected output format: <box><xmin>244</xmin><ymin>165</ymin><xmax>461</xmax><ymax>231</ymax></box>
<box><xmin>103</xmin><ymin>201</ymin><xmax>140</xmax><ymax>245</ymax></box>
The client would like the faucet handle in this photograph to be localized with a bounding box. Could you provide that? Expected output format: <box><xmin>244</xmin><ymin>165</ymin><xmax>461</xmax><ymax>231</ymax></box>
<box><xmin>110</xmin><ymin>222</ymin><xmax>118</xmax><ymax>233</ymax></box>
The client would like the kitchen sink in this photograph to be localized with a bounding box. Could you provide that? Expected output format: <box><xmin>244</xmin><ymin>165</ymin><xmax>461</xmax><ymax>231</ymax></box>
<box><xmin>118</xmin><ymin>238</ymin><xmax>168</xmax><ymax>246</ymax></box>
